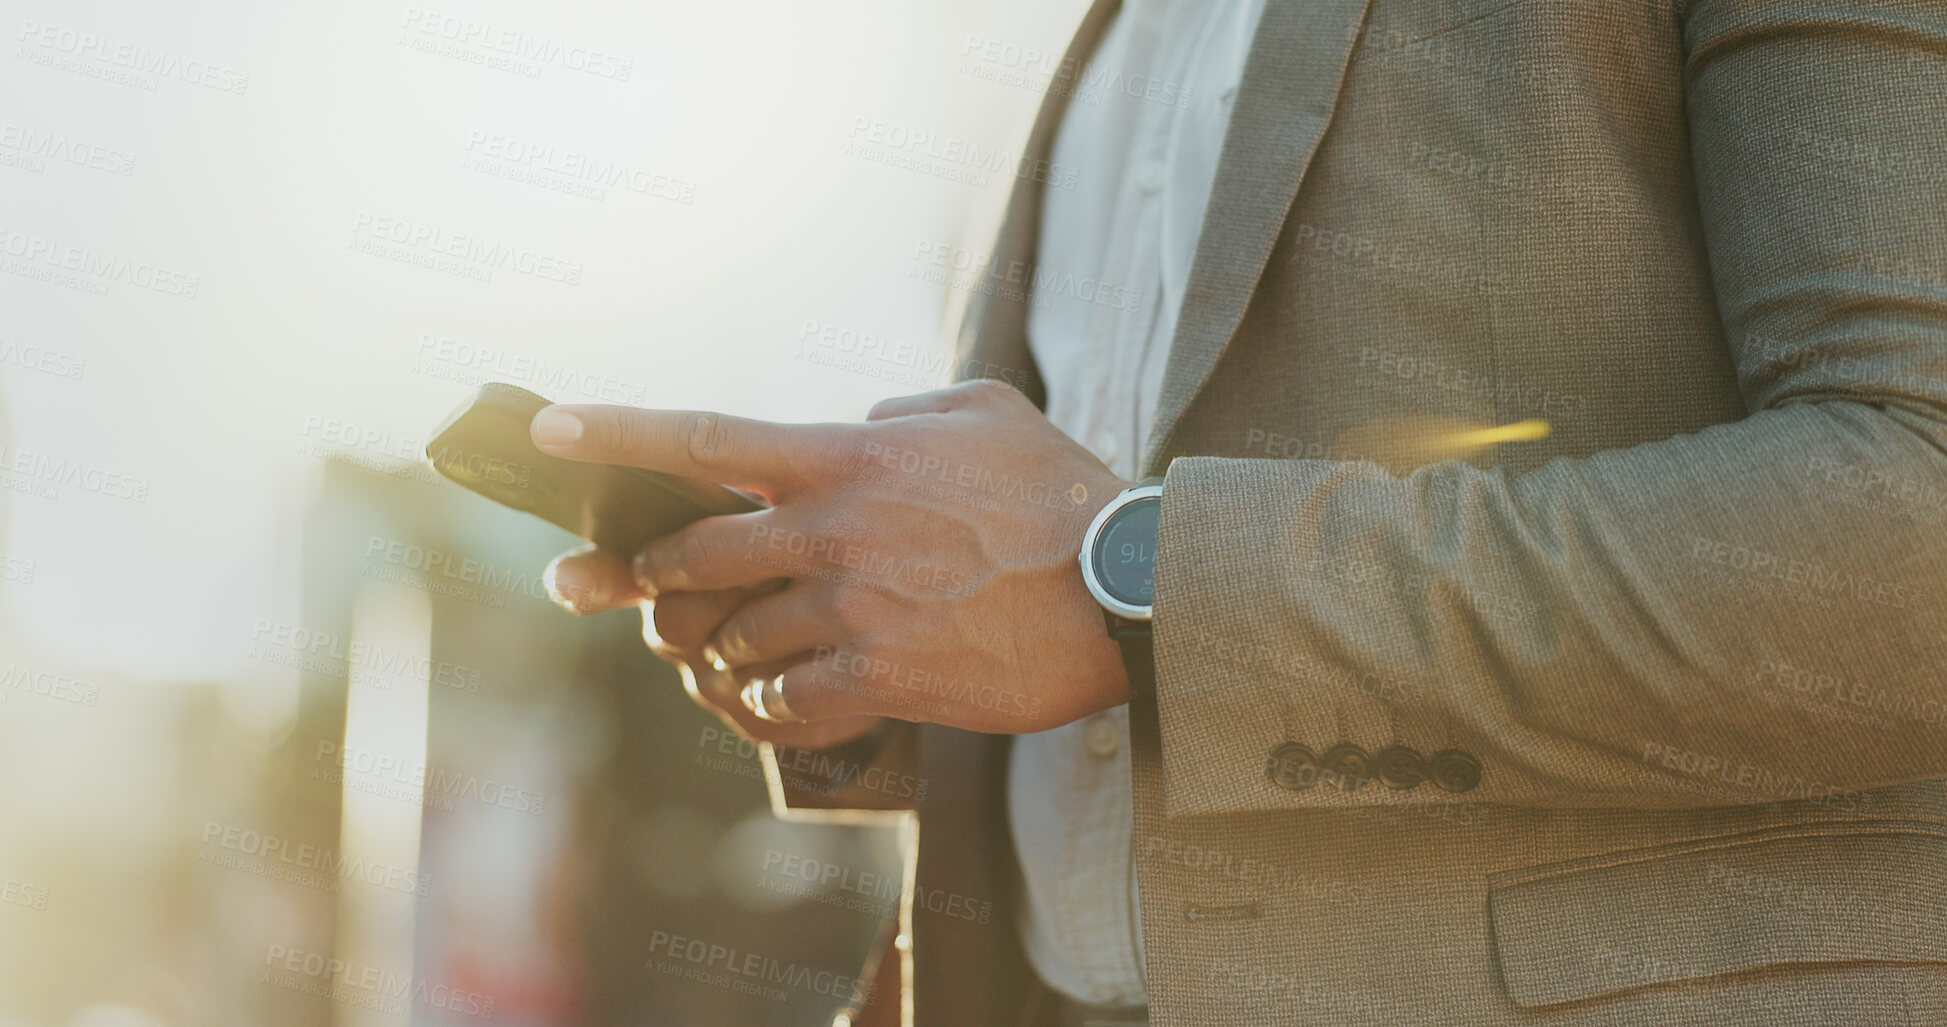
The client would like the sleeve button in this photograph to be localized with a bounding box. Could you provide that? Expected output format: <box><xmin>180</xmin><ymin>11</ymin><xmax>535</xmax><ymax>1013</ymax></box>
<box><xmin>1319</xmin><ymin>744</ymin><xmax>1372</xmax><ymax>791</ymax></box>
<box><xmin>1371</xmin><ymin>746</ymin><xmax>1427</xmax><ymax>790</ymax></box>
<box><xmin>1265</xmin><ymin>743</ymin><xmax>1319</xmax><ymax>791</ymax></box>
<box><xmin>1428</xmin><ymin>749</ymin><xmax>1483</xmax><ymax>793</ymax></box>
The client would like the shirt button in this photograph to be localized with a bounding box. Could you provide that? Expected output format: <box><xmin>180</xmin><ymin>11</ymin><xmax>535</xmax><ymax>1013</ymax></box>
<box><xmin>1090</xmin><ymin>429</ymin><xmax>1119</xmax><ymax>465</ymax></box>
<box><xmin>1134</xmin><ymin>159</ymin><xmax>1166</xmax><ymax>194</ymax></box>
<box><xmin>1086</xmin><ymin>714</ymin><xmax>1120</xmax><ymax>757</ymax></box>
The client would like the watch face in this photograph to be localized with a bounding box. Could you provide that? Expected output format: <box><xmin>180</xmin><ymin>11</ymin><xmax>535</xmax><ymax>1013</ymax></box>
<box><xmin>1091</xmin><ymin>495</ymin><xmax>1159</xmax><ymax>608</ymax></box>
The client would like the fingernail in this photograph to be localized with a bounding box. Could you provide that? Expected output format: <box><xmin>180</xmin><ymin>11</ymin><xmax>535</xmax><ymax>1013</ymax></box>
<box><xmin>530</xmin><ymin>408</ymin><xmax>583</xmax><ymax>448</ymax></box>
<box><xmin>631</xmin><ymin>549</ymin><xmax>650</xmax><ymax>591</ymax></box>
<box><xmin>632</xmin><ymin>546</ymin><xmax>663</xmax><ymax>593</ymax></box>
<box><xmin>562</xmin><ymin>585</ymin><xmax>601</xmax><ymax>615</ymax></box>
<box><xmin>762</xmin><ymin>677</ymin><xmax>802</xmax><ymax>722</ymax></box>
<box><xmin>543</xmin><ymin>558</ymin><xmax>598</xmax><ymax>614</ymax></box>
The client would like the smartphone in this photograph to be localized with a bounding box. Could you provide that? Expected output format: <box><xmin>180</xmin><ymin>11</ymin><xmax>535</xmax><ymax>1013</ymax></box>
<box><xmin>425</xmin><ymin>383</ymin><xmax>762</xmax><ymax>556</ymax></box>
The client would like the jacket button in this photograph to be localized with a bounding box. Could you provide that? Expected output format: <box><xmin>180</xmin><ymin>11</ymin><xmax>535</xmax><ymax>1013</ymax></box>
<box><xmin>1428</xmin><ymin>750</ymin><xmax>1483</xmax><ymax>793</ymax></box>
<box><xmin>1319</xmin><ymin>744</ymin><xmax>1371</xmax><ymax>791</ymax></box>
<box><xmin>1371</xmin><ymin>746</ymin><xmax>1426</xmax><ymax>790</ymax></box>
<box><xmin>1265</xmin><ymin>743</ymin><xmax>1319</xmax><ymax>791</ymax></box>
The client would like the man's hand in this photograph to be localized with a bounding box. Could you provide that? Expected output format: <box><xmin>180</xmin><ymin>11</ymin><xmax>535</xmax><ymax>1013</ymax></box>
<box><xmin>543</xmin><ymin>546</ymin><xmax>884</xmax><ymax>750</ymax></box>
<box><xmin>535</xmin><ymin>379</ymin><xmax>1132</xmax><ymax>735</ymax></box>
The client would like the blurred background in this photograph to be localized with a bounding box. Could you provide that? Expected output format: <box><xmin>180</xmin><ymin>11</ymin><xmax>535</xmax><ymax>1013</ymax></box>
<box><xmin>0</xmin><ymin>0</ymin><xmax>1087</xmax><ymax>1022</ymax></box>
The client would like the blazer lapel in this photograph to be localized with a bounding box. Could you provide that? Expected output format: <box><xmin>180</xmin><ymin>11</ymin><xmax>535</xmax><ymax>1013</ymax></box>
<box><xmin>1141</xmin><ymin>0</ymin><xmax>1374</xmax><ymax>474</ymax></box>
<box><xmin>955</xmin><ymin>0</ymin><xmax>1124</xmax><ymax>407</ymax></box>
<box><xmin>921</xmin><ymin>5</ymin><xmax>1124</xmax><ymax>1022</ymax></box>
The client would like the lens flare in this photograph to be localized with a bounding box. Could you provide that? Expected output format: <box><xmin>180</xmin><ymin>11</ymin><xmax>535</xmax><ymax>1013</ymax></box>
<box><xmin>1334</xmin><ymin>417</ymin><xmax>1552</xmax><ymax>472</ymax></box>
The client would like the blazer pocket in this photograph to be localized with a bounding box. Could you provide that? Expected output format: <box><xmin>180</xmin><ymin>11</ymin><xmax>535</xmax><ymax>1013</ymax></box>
<box><xmin>1359</xmin><ymin>0</ymin><xmax>1544</xmax><ymax>55</ymax></box>
<box><xmin>1487</xmin><ymin>821</ymin><xmax>1947</xmax><ymax>1008</ymax></box>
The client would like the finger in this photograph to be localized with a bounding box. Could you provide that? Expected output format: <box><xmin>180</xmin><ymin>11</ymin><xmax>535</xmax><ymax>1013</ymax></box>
<box><xmin>543</xmin><ymin>545</ymin><xmax>644</xmax><ymax>615</ymax></box>
<box><xmin>771</xmin><ymin>653</ymin><xmax>883</xmax><ymax>723</ymax></box>
<box><xmin>673</xmin><ymin>656</ymin><xmax>881</xmax><ymax>746</ymax></box>
<box><xmin>529</xmin><ymin>404</ymin><xmax>840</xmax><ymax>494</ymax></box>
<box><xmin>923</xmin><ymin>378</ymin><xmax>1029</xmax><ymax>413</ymax></box>
<box><xmin>710</xmin><ymin>582</ymin><xmax>837</xmax><ymax>670</ymax></box>
<box><xmin>644</xmin><ymin>588</ymin><xmax>753</xmax><ymax>654</ymax></box>
<box><xmin>743</xmin><ymin>676</ymin><xmax>803</xmax><ymax>723</ymax></box>
<box><xmin>634</xmin><ymin>511</ymin><xmax>802</xmax><ymax>594</ymax></box>
<box><xmin>684</xmin><ymin>651</ymin><xmax>796</xmax><ymax>718</ymax></box>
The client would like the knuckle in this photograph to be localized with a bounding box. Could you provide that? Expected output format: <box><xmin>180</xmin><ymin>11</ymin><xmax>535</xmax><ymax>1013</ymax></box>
<box><xmin>827</xmin><ymin>586</ymin><xmax>871</xmax><ymax>635</ymax></box>
<box><xmin>962</xmin><ymin>377</ymin><xmax>1017</xmax><ymax>405</ymax></box>
<box><xmin>677</xmin><ymin>411</ymin><xmax>732</xmax><ymax>468</ymax></box>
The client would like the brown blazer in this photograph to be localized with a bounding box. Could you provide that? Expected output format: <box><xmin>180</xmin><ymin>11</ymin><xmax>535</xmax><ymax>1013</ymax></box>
<box><xmin>772</xmin><ymin>0</ymin><xmax>1947</xmax><ymax>1022</ymax></box>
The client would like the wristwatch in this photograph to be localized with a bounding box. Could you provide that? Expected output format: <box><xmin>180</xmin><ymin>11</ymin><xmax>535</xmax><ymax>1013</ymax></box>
<box><xmin>1079</xmin><ymin>476</ymin><xmax>1163</xmax><ymax>697</ymax></box>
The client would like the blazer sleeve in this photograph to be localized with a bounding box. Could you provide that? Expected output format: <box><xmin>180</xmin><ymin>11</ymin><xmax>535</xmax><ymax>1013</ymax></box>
<box><xmin>1149</xmin><ymin>0</ymin><xmax>1947</xmax><ymax>817</ymax></box>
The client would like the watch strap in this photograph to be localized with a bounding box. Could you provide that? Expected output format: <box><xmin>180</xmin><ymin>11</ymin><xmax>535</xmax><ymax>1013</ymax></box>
<box><xmin>1111</xmin><ymin>617</ymin><xmax>1154</xmax><ymax>699</ymax></box>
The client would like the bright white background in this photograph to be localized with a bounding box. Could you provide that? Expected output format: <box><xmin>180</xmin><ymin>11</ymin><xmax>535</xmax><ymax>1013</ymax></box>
<box><xmin>0</xmin><ymin>1</ymin><xmax>1087</xmax><ymax>1022</ymax></box>
<box><xmin>0</xmin><ymin>0</ymin><xmax>1085</xmax><ymax>680</ymax></box>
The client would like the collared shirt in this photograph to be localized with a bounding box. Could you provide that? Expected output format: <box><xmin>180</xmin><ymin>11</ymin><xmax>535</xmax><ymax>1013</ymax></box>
<box><xmin>1007</xmin><ymin>0</ymin><xmax>1268</xmax><ymax>1006</ymax></box>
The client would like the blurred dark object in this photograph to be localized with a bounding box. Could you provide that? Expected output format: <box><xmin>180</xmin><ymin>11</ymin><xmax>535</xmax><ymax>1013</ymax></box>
<box><xmin>276</xmin><ymin>457</ymin><xmax>898</xmax><ymax>1027</ymax></box>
